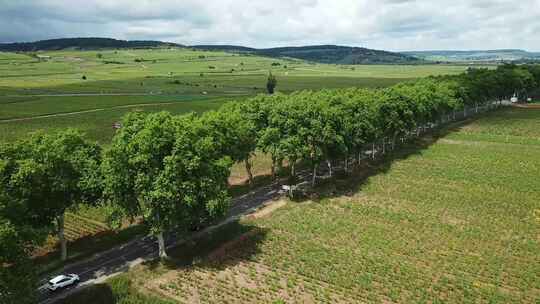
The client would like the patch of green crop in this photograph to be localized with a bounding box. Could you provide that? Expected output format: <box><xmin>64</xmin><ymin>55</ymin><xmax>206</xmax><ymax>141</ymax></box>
<box><xmin>0</xmin><ymin>98</ymin><xmax>225</xmax><ymax>143</ymax></box>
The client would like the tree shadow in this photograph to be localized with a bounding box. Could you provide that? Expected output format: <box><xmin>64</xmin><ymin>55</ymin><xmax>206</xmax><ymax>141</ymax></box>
<box><xmin>55</xmin><ymin>283</ymin><xmax>115</xmax><ymax>304</ymax></box>
<box><xmin>51</xmin><ymin>221</ymin><xmax>268</xmax><ymax>304</ymax></box>
<box><xmin>228</xmin><ymin>165</ymin><xmax>294</xmax><ymax>198</ymax></box>
<box><xmin>228</xmin><ymin>174</ymin><xmax>274</xmax><ymax>197</ymax></box>
<box><xmin>34</xmin><ymin>224</ymin><xmax>148</xmax><ymax>275</ymax></box>
<box><xmin>145</xmin><ymin>220</ymin><xmax>268</xmax><ymax>273</ymax></box>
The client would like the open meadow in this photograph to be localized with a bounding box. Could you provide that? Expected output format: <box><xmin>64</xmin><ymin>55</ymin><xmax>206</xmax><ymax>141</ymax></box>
<box><xmin>61</xmin><ymin>107</ymin><xmax>540</xmax><ymax>303</ymax></box>
<box><xmin>1</xmin><ymin>48</ymin><xmax>471</xmax><ymax>143</ymax></box>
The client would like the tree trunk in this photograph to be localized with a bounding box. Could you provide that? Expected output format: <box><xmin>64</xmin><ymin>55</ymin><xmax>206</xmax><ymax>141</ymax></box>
<box><xmin>271</xmin><ymin>157</ymin><xmax>276</xmax><ymax>180</ymax></box>
<box><xmin>270</xmin><ymin>155</ymin><xmax>277</xmax><ymax>180</ymax></box>
<box><xmin>289</xmin><ymin>161</ymin><xmax>296</xmax><ymax>197</ymax></box>
<box><xmin>312</xmin><ymin>165</ymin><xmax>317</xmax><ymax>187</ymax></box>
<box><xmin>157</xmin><ymin>232</ymin><xmax>167</xmax><ymax>258</ymax></box>
<box><xmin>244</xmin><ymin>158</ymin><xmax>253</xmax><ymax>185</ymax></box>
<box><xmin>344</xmin><ymin>156</ymin><xmax>348</xmax><ymax>172</ymax></box>
<box><xmin>358</xmin><ymin>150</ymin><xmax>362</xmax><ymax>165</ymax></box>
<box><xmin>57</xmin><ymin>213</ymin><xmax>67</xmax><ymax>261</ymax></box>
<box><xmin>392</xmin><ymin>134</ymin><xmax>397</xmax><ymax>151</ymax></box>
<box><xmin>155</xmin><ymin>210</ymin><xmax>167</xmax><ymax>258</ymax></box>
<box><xmin>326</xmin><ymin>159</ymin><xmax>332</xmax><ymax>177</ymax></box>
<box><xmin>382</xmin><ymin>139</ymin><xmax>386</xmax><ymax>155</ymax></box>
<box><xmin>278</xmin><ymin>158</ymin><xmax>284</xmax><ymax>174</ymax></box>
<box><xmin>372</xmin><ymin>143</ymin><xmax>376</xmax><ymax>159</ymax></box>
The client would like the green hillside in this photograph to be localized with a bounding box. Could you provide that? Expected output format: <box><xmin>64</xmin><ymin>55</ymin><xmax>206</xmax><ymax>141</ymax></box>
<box><xmin>0</xmin><ymin>37</ymin><xmax>180</xmax><ymax>52</ymax></box>
<box><xmin>193</xmin><ymin>44</ymin><xmax>421</xmax><ymax>64</ymax></box>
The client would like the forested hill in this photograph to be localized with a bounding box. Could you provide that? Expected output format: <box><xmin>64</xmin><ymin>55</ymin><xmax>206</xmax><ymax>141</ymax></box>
<box><xmin>0</xmin><ymin>38</ymin><xmax>181</xmax><ymax>52</ymax></box>
<box><xmin>191</xmin><ymin>45</ymin><xmax>257</xmax><ymax>52</ymax></box>
<box><xmin>192</xmin><ymin>44</ymin><xmax>421</xmax><ymax>64</ymax></box>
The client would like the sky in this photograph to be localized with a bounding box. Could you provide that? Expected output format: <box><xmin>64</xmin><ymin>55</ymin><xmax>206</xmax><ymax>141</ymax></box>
<box><xmin>1</xmin><ymin>0</ymin><xmax>539</xmax><ymax>51</ymax></box>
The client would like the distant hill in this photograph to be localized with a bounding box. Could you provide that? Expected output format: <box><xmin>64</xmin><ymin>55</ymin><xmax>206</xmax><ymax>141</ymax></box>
<box><xmin>190</xmin><ymin>45</ymin><xmax>257</xmax><ymax>52</ymax></box>
<box><xmin>191</xmin><ymin>44</ymin><xmax>421</xmax><ymax>64</ymax></box>
<box><xmin>404</xmin><ymin>49</ymin><xmax>540</xmax><ymax>62</ymax></box>
<box><xmin>0</xmin><ymin>38</ymin><xmax>419</xmax><ymax>64</ymax></box>
<box><xmin>0</xmin><ymin>38</ymin><xmax>181</xmax><ymax>52</ymax></box>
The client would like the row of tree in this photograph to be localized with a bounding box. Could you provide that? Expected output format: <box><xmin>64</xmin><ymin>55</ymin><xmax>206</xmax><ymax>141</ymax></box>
<box><xmin>1</xmin><ymin>64</ymin><xmax>539</xmax><ymax>303</ymax></box>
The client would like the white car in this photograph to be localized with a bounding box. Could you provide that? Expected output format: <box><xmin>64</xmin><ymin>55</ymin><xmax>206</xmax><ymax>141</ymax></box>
<box><xmin>48</xmin><ymin>274</ymin><xmax>79</xmax><ymax>291</ymax></box>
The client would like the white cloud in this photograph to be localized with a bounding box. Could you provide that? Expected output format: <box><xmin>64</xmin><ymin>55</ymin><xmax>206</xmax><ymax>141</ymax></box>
<box><xmin>0</xmin><ymin>0</ymin><xmax>539</xmax><ymax>51</ymax></box>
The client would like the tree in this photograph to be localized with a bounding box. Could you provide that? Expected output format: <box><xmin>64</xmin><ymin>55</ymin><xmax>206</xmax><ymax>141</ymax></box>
<box><xmin>266</xmin><ymin>72</ymin><xmax>277</xmax><ymax>94</ymax></box>
<box><xmin>512</xmin><ymin>67</ymin><xmax>536</xmax><ymax>100</ymax></box>
<box><xmin>256</xmin><ymin>91</ymin><xmax>344</xmax><ymax>188</ymax></box>
<box><xmin>0</xmin><ymin>130</ymin><xmax>102</xmax><ymax>261</ymax></box>
<box><xmin>246</xmin><ymin>94</ymin><xmax>285</xmax><ymax>179</ymax></box>
<box><xmin>526</xmin><ymin>65</ymin><xmax>540</xmax><ymax>98</ymax></box>
<box><xmin>336</xmin><ymin>88</ymin><xmax>378</xmax><ymax>165</ymax></box>
<box><xmin>0</xmin><ymin>219</ymin><xmax>44</xmax><ymax>304</ymax></box>
<box><xmin>200</xmin><ymin>102</ymin><xmax>259</xmax><ymax>185</ymax></box>
<box><xmin>295</xmin><ymin>90</ymin><xmax>345</xmax><ymax>182</ymax></box>
<box><xmin>1</xmin><ymin>146</ymin><xmax>48</xmax><ymax>302</ymax></box>
<box><xmin>103</xmin><ymin>112</ymin><xmax>232</xmax><ymax>258</ymax></box>
<box><xmin>259</xmin><ymin>94</ymin><xmax>308</xmax><ymax>187</ymax></box>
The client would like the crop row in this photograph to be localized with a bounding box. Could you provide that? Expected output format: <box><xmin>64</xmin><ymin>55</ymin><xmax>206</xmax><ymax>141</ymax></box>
<box><xmin>63</xmin><ymin>212</ymin><xmax>109</xmax><ymax>241</ymax></box>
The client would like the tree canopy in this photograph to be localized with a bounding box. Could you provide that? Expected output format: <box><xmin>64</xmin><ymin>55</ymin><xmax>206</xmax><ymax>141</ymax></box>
<box><xmin>102</xmin><ymin>112</ymin><xmax>232</xmax><ymax>257</ymax></box>
<box><xmin>0</xmin><ymin>218</ymin><xmax>44</xmax><ymax>304</ymax></box>
<box><xmin>0</xmin><ymin>129</ymin><xmax>102</xmax><ymax>261</ymax></box>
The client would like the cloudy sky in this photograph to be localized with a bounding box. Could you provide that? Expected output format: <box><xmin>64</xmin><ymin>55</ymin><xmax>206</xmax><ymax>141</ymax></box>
<box><xmin>1</xmin><ymin>0</ymin><xmax>539</xmax><ymax>51</ymax></box>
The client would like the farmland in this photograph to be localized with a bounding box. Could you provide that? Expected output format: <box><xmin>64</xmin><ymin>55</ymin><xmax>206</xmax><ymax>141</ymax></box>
<box><xmin>62</xmin><ymin>107</ymin><xmax>540</xmax><ymax>303</ymax></box>
<box><xmin>2</xmin><ymin>48</ymin><xmax>534</xmax><ymax>304</ymax></box>
<box><xmin>0</xmin><ymin>48</ymin><xmax>471</xmax><ymax>143</ymax></box>
<box><xmin>0</xmin><ymin>49</ymin><xmax>516</xmax><ymax>271</ymax></box>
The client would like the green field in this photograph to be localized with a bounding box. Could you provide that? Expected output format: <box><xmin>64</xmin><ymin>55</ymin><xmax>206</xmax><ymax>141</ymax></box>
<box><xmin>63</xmin><ymin>107</ymin><xmax>540</xmax><ymax>303</ymax></box>
<box><xmin>1</xmin><ymin>48</ymin><xmax>471</xmax><ymax>143</ymax></box>
<box><xmin>0</xmin><ymin>98</ymin><xmax>227</xmax><ymax>143</ymax></box>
